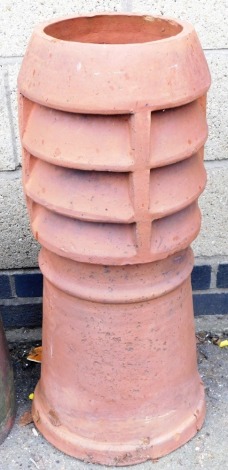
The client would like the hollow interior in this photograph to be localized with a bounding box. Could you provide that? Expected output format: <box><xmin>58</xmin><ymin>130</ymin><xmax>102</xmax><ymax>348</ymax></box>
<box><xmin>44</xmin><ymin>15</ymin><xmax>183</xmax><ymax>44</ymax></box>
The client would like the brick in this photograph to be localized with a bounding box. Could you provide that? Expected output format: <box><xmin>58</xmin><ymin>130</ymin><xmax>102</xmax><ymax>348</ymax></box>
<box><xmin>0</xmin><ymin>68</ymin><xmax>16</xmax><ymax>170</ymax></box>
<box><xmin>14</xmin><ymin>272</ymin><xmax>43</xmax><ymax>297</ymax></box>
<box><xmin>191</xmin><ymin>265</ymin><xmax>211</xmax><ymax>291</ymax></box>
<box><xmin>217</xmin><ymin>264</ymin><xmax>228</xmax><ymax>289</ymax></box>
<box><xmin>205</xmin><ymin>52</ymin><xmax>228</xmax><ymax>161</ymax></box>
<box><xmin>192</xmin><ymin>166</ymin><xmax>228</xmax><ymax>257</ymax></box>
<box><xmin>0</xmin><ymin>274</ymin><xmax>12</xmax><ymax>299</ymax></box>
<box><xmin>1</xmin><ymin>302</ymin><xmax>42</xmax><ymax>329</ymax></box>
<box><xmin>6</xmin><ymin>62</ymin><xmax>22</xmax><ymax>166</ymax></box>
<box><xmin>2</xmin><ymin>294</ymin><xmax>227</xmax><ymax>330</ymax></box>
<box><xmin>0</xmin><ymin>0</ymin><xmax>122</xmax><ymax>57</ymax></box>
<box><xmin>0</xmin><ymin>169</ymin><xmax>40</xmax><ymax>269</ymax></box>
<box><xmin>2</xmin><ymin>1</ymin><xmax>226</xmax><ymax>56</ymax></box>
<box><xmin>132</xmin><ymin>0</ymin><xmax>227</xmax><ymax>49</ymax></box>
<box><xmin>193</xmin><ymin>293</ymin><xmax>228</xmax><ymax>316</ymax></box>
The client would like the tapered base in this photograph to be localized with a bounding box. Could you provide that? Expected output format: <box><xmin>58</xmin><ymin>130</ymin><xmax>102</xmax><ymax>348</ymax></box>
<box><xmin>32</xmin><ymin>248</ymin><xmax>206</xmax><ymax>465</ymax></box>
<box><xmin>32</xmin><ymin>384</ymin><xmax>205</xmax><ymax>465</ymax></box>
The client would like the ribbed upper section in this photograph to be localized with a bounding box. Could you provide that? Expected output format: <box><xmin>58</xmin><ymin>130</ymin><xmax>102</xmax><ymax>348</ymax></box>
<box><xmin>18</xmin><ymin>14</ymin><xmax>210</xmax><ymax>265</ymax></box>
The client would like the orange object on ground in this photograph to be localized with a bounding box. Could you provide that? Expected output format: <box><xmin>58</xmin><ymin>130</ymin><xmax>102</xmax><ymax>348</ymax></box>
<box><xmin>27</xmin><ymin>346</ymin><xmax>42</xmax><ymax>363</ymax></box>
<box><xmin>18</xmin><ymin>13</ymin><xmax>211</xmax><ymax>465</ymax></box>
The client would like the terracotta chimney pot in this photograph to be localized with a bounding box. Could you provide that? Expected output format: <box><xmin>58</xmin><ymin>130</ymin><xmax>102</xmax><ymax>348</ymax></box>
<box><xmin>18</xmin><ymin>13</ymin><xmax>211</xmax><ymax>465</ymax></box>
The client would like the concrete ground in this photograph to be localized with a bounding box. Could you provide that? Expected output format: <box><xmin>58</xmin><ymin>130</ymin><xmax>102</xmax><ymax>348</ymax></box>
<box><xmin>1</xmin><ymin>315</ymin><xmax>227</xmax><ymax>470</ymax></box>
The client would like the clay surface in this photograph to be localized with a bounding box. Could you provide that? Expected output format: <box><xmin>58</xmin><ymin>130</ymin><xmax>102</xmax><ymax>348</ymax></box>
<box><xmin>18</xmin><ymin>13</ymin><xmax>211</xmax><ymax>465</ymax></box>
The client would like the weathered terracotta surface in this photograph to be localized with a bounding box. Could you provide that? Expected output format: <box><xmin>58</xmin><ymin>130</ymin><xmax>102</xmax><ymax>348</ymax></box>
<box><xmin>18</xmin><ymin>13</ymin><xmax>211</xmax><ymax>465</ymax></box>
<box><xmin>0</xmin><ymin>317</ymin><xmax>15</xmax><ymax>444</ymax></box>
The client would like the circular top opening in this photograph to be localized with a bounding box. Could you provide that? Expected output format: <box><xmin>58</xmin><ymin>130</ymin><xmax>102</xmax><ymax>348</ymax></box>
<box><xmin>44</xmin><ymin>15</ymin><xmax>183</xmax><ymax>44</ymax></box>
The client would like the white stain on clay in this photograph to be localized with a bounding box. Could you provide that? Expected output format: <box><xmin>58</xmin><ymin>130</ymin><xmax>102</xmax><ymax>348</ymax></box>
<box><xmin>76</xmin><ymin>62</ymin><xmax>82</xmax><ymax>72</ymax></box>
